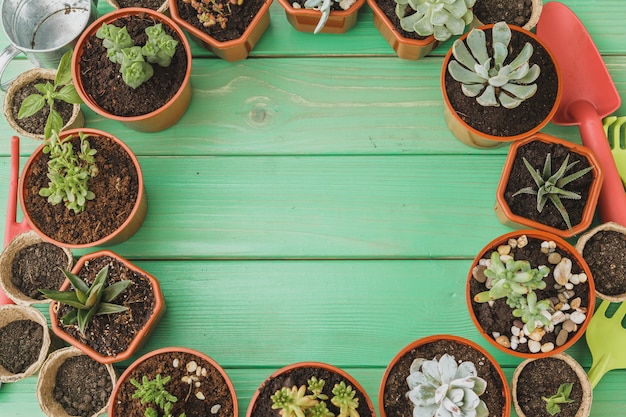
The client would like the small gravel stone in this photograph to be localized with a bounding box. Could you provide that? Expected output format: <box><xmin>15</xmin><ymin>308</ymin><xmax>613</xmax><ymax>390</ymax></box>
<box><xmin>508</xmin><ymin>238</ymin><xmax>518</xmax><ymax>248</ymax></box>
<box><xmin>196</xmin><ymin>392</ymin><xmax>205</xmax><ymax>400</ymax></box>
<box><xmin>548</xmin><ymin>252</ymin><xmax>562</xmax><ymax>264</ymax></box>
<box><xmin>496</xmin><ymin>335</ymin><xmax>511</xmax><ymax>348</ymax></box>
<box><xmin>472</xmin><ymin>265</ymin><xmax>487</xmax><ymax>283</ymax></box>
<box><xmin>554</xmin><ymin>258</ymin><xmax>573</xmax><ymax>285</ymax></box>
<box><xmin>511</xmin><ymin>326</ymin><xmax>521</xmax><ymax>337</ymax></box>
<box><xmin>173</xmin><ymin>358</ymin><xmax>179</xmax><ymax>368</ymax></box>
<box><xmin>556</xmin><ymin>329</ymin><xmax>569</xmax><ymax>346</ymax></box>
<box><xmin>517</xmin><ymin>235</ymin><xmax>528</xmax><ymax>248</ymax></box>
<box><xmin>578</xmin><ymin>273</ymin><xmax>588</xmax><ymax>283</ymax></box>
<box><xmin>497</xmin><ymin>244</ymin><xmax>511</xmax><ymax>255</ymax></box>
<box><xmin>211</xmin><ymin>405</ymin><xmax>222</xmax><ymax>414</ymax></box>
<box><xmin>186</xmin><ymin>361</ymin><xmax>198</xmax><ymax>373</ymax></box>
<box><xmin>528</xmin><ymin>328</ymin><xmax>546</xmax><ymax>342</ymax></box>
<box><xmin>528</xmin><ymin>340</ymin><xmax>541</xmax><ymax>353</ymax></box>
<box><xmin>562</xmin><ymin>319</ymin><xmax>577</xmax><ymax>333</ymax></box>
<box><xmin>570</xmin><ymin>310</ymin><xmax>587</xmax><ymax>324</ymax></box>
<box><xmin>541</xmin><ymin>342</ymin><xmax>555</xmax><ymax>353</ymax></box>
<box><xmin>570</xmin><ymin>274</ymin><xmax>580</xmax><ymax>285</ymax></box>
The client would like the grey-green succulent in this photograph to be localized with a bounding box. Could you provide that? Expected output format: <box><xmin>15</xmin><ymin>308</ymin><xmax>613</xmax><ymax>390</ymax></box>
<box><xmin>395</xmin><ymin>0</ymin><xmax>475</xmax><ymax>42</ymax></box>
<box><xmin>406</xmin><ymin>353</ymin><xmax>488</xmax><ymax>417</ymax></box>
<box><xmin>447</xmin><ymin>21</ymin><xmax>540</xmax><ymax>108</ymax></box>
<box><xmin>300</xmin><ymin>0</ymin><xmax>357</xmax><ymax>34</ymax></box>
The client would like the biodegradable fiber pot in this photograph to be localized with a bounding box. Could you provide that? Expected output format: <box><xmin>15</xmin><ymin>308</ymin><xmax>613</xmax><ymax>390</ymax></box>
<box><xmin>109</xmin><ymin>347</ymin><xmax>237</xmax><ymax>417</ymax></box>
<box><xmin>72</xmin><ymin>8</ymin><xmax>192</xmax><ymax>132</ymax></box>
<box><xmin>19</xmin><ymin>128</ymin><xmax>147</xmax><ymax>249</ymax></box>
<box><xmin>247</xmin><ymin>361</ymin><xmax>376</xmax><ymax>417</ymax></box>
<box><xmin>494</xmin><ymin>132</ymin><xmax>603</xmax><ymax>238</ymax></box>
<box><xmin>379</xmin><ymin>334</ymin><xmax>510</xmax><ymax>417</ymax></box>
<box><xmin>277</xmin><ymin>0</ymin><xmax>366</xmax><ymax>34</ymax></box>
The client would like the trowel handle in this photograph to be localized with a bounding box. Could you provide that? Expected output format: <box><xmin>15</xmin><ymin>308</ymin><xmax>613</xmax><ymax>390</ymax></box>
<box><xmin>571</xmin><ymin>101</ymin><xmax>626</xmax><ymax>226</ymax></box>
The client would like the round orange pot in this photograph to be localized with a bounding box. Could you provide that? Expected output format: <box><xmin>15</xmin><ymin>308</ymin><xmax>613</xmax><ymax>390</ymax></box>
<box><xmin>494</xmin><ymin>133</ymin><xmax>604</xmax><ymax>238</ymax></box>
<box><xmin>471</xmin><ymin>0</ymin><xmax>543</xmax><ymax>31</ymax></box>
<box><xmin>169</xmin><ymin>0</ymin><xmax>273</xmax><ymax>62</ymax></box>
<box><xmin>367</xmin><ymin>0</ymin><xmax>437</xmax><ymax>60</ymax></box>
<box><xmin>441</xmin><ymin>23</ymin><xmax>562</xmax><ymax>148</ymax></box>
<box><xmin>247</xmin><ymin>361</ymin><xmax>376</xmax><ymax>417</ymax></box>
<box><xmin>71</xmin><ymin>8</ymin><xmax>192</xmax><ymax>132</ymax></box>
<box><xmin>48</xmin><ymin>250</ymin><xmax>166</xmax><ymax>364</ymax></box>
<box><xmin>379</xmin><ymin>334</ymin><xmax>510</xmax><ymax>417</ymax></box>
<box><xmin>277</xmin><ymin>0</ymin><xmax>366</xmax><ymax>34</ymax></box>
<box><xmin>19</xmin><ymin>128</ymin><xmax>147</xmax><ymax>249</ymax></box>
<box><xmin>467</xmin><ymin>230</ymin><xmax>596</xmax><ymax>359</ymax></box>
<box><xmin>109</xmin><ymin>346</ymin><xmax>237</xmax><ymax>417</ymax></box>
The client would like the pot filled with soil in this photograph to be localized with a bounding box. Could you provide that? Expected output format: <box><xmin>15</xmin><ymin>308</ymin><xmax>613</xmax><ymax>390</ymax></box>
<box><xmin>37</xmin><ymin>346</ymin><xmax>116</xmax><ymax>417</ymax></box>
<box><xmin>19</xmin><ymin>128</ymin><xmax>147</xmax><ymax>249</ymax></box>
<box><xmin>107</xmin><ymin>0</ymin><xmax>169</xmax><ymax>12</ymax></box>
<box><xmin>576</xmin><ymin>222</ymin><xmax>626</xmax><ymax>302</ymax></box>
<box><xmin>247</xmin><ymin>361</ymin><xmax>376</xmax><ymax>417</ymax></box>
<box><xmin>467</xmin><ymin>230</ymin><xmax>595</xmax><ymax>358</ymax></box>
<box><xmin>169</xmin><ymin>0</ymin><xmax>273</xmax><ymax>61</ymax></box>
<box><xmin>109</xmin><ymin>346</ymin><xmax>237</xmax><ymax>417</ymax></box>
<box><xmin>72</xmin><ymin>8</ymin><xmax>192</xmax><ymax>132</ymax></box>
<box><xmin>277</xmin><ymin>0</ymin><xmax>366</xmax><ymax>34</ymax></box>
<box><xmin>0</xmin><ymin>304</ymin><xmax>55</xmax><ymax>382</ymax></box>
<box><xmin>494</xmin><ymin>133</ymin><xmax>603</xmax><ymax>238</ymax></box>
<box><xmin>471</xmin><ymin>0</ymin><xmax>542</xmax><ymax>31</ymax></box>
<box><xmin>44</xmin><ymin>250</ymin><xmax>165</xmax><ymax>364</ymax></box>
<box><xmin>0</xmin><ymin>231</ymin><xmax>73</xmax><ymax>306</ymax></box>
<box><xmin>442</xmin><ymin>21</ymin><xmax>561</xmax><ymax>148</ymax></box>
<box><xmin>512</xmin><ymin>353</ymin><xmax>592</xmax><ymax>417</ymax></box>
<box><xmin>379</xmin><ymin>334</ymin><xmax>510</xmax><ymax>417</ymax></box>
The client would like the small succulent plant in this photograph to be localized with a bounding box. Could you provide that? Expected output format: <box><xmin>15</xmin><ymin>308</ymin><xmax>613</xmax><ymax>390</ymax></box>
<box><xmin>183</xmin><ymin>0</ymin><xmax>244</xmax><ymax>30</ymax></box>
<box><xmin>406</xmin><ymin>353</ymin><xmax>488</xmax><ymax>417</ymax></box>
<box><xmin>395</xmin><ymin>0</ymin><xmax>475</xmax><ymax>42</ymax></box>
<box><xmin>40</xmin><ymin>265</ymin><xmax>130</xmax><ymax>336</ymax></box>
<box><xmin>296</xmin><ymin>0</ymin><xmax>357</xmax><ymax>34</ymax></box>
<box><xmin>542</xmin><ymin>382</ymin><xmax>574</xmax><ymax>416</ymax></box>
<box><xmin>513</xmin><ymin>153</ymin><xmax>594</xmax><ymax>231</ymax></box>
<box><xmin>131</xmin><ymin>374</ymin><xmax>186</xmax><ymax>417</ymax></box>
<box><xmin>447</xmin><ymin>21</ymin><xmax>540</xmax><ymax>108</ymax></box>
<box><xmin>270</xmin><ymin>377</ymin><xmax>360</xmax><ymax>417</ymax></box>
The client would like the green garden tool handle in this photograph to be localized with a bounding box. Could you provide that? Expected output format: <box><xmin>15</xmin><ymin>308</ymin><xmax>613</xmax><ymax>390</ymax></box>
<box><xmin>588</xmin><ymin>353</ymin><xmax>612</xmax><ymax>389</ymax></box>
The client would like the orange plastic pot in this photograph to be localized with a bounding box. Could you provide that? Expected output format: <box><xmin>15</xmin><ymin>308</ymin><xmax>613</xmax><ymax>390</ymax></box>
<box><xmin>72</xmin><ymin>8</ymin><xmax>192</xmax><ymax>132</ymax></box>
<box><xmin>379</xmin><ymin>334</ymin><xmax>510</xmax><ymax>417</ymax></box>
<box><xmin>49</xmin><ymin>250</ymin><xmax>166</xmax><ymax>364</ymax></box>
<box><xmin>467</xmin><ymin>230</ymin><xmax>596</xmax><ymax>359</ymax></box>
<box><xmin>441</xmin><ymin>23</ymin><xmax>562</xmax><ymax>148</ymax></box>
<box><xmin>19</xmin><ymin>128</ymin><xmax>147</xmax><ymax>249</ymax></box>
<box><xmin>109</xmin><ymin>347</ymin><xmax>237</xmax><ymax>417</ymax></box>
<box><xmin>368</xmin><ymin>0</ymin><xmax>437</xmax><ymax>60</ymax></box>
<box><xmin>169</xmin><ymin>0</ymin><xmax>273</xmax><ymax>62</ymax></box>
<box><xmin>494</xmin><ymin>133</ymin><xmax>604</xmax><ymax>238</ymax></box>
<box><xmin>246</xmin><ymin>361</ymin><xmax>376</xmax><ymax>417</ymax></box>
<box><xmin>471</xmin><ymin>0</ymin><xmax>543</xmax><ymax>31</ymax></box>
<box><xmin>277</xmin><ymin>0</ymin><xmax>365</xmax><ymax>33</ymax></box>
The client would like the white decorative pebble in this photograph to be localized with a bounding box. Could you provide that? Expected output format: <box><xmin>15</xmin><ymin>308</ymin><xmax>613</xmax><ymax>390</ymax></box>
<box><xmin>570</xmin><ymin>310</ymin><xmax>587</xmax><ymax>324</ymax></box>
<box><xmin>571</xmin><ymin>297</ymin><xmax>581</xmax><ymax>310</ymax></box>
<box><xmin>196</xmin><ymin>392</ymin><xmax>205</xmax><ymax>400</ymax></box>
<box><xmin>565</xmin><ymin>283</ymin><xmax>574</xmax><ymax>290</ymax></box>
<box><xmin>541</xmin><ymin>342</ymin><xmax>555</xmax><ymax>353</ymax></box>
<box><xmin>519</xmin><ymin>337</ymin><xmax>527</xmax><ymax>343</ymax></box>
<box><xmin>517</xmin><ymin>235</ymin><xmax>528</xmax><ymax>248</ymax></box>
<box><xmin>579</xmin><ymin>273</ymin><xmax>588</xmax><ymax>283</ymax></box>
<box><xmin>511</xmin><ymin>326</ymin><xmax>521</xmax><ymax>337</ymax></box>
<box><xmin>528</xmin><ymin>340</ymin><xmax>541</xmax><ymax>353</ymax></box>
<box><xmin>551</xmin><ymin>311</ymin><xmax>566</xmax><ymax>325</ymax></box>
<box><xmin>187</xmin><ymin>361</ymin><xmax>198</xmax><ymax>373</ymax></box>
<box><xmin>500</xmin><ymin>254</ymin><xmax>513</xmax><ymax>263</ymax></box>
<box><xmin>508</xmin><ymin>238</ymin><xmax>518</xmax><ymax>248</ymax></box>
<box><xmin>498</xmin><ymin>245</ymin><xmax>511</xmax><ymax>255</ymax></box>
<box><xmin>492</xmin><ymin>332</ymin><xmax>501</xmax><ymax>338</ymax></box>
<box><xmin>528</xmin><ymin>328</ymin><xmax>546</xmax><ymax>342</ymax></box>
<box><xmin>511</xmin><ymin>340</ymin><xmax>519</xmax><ymax>350</ymax></box>
<box><xmin>173</xmin><ymin>359</ymin><xmax>179</xmax><ymax>368</ymax></box>
<box><xmin>211</xmin><ymin>405</ymin><xmax>222</xmax><ymax>414</ymax></box>
<box><xmin>554</xmin><ymin>258</ymin><xmax>573</xmax><ymax>286</ymax></box>
<box><xmin>195</xmin><ymin>381</ymin><xmax>201</xmax><ymax>387</ymax></box>
<box><xmin>570</xmin><ymin>274</ymin><xmax>580</xmax><ymax>285</ymax></box>
<box><xmin>201</xmin><ymin>367</ymin><xmax>208</xmax><ymax>377</ymax></box>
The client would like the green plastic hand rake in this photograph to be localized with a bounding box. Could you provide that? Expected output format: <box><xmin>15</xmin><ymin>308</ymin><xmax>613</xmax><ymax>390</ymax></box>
<box><xmin>603</xmin><ymin>116</ymin><xmax>626</xmax><ymax>186</ymax></box>
<box><xmin>586</xmin><ymin>300</ymin><xmax>626</xmax><ymax>388</ymax></box>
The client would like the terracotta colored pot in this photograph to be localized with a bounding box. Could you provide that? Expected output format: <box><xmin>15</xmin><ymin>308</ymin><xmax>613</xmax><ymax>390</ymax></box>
<box><xmin>72</xmin><ymin>8</ymin><xmax>192</xmax><ymax>132</ymax></box>
<box><xmin>471</xmin><ymin>0</ymin><xmax>543</xmax><ymax>31</ymax></box>
<box><xmin>19</xmin><ymin>128</ymin><xmax>147</xmax><ymax>249</ymax></box>
<box><xmin>109</xmin><ymin>347</ymin><xmax>237</xmax><ymax>417</ymax></box>
<box><xmin>4</xmin><ymin>68</ymin><xmax>84</xmax><ymax>140</ymax></box>
<box><xmin>247</xmin><ymin>361</ymin><xmax>376</xmax><ymax>417</ymax></box>
<box><xmin>48</xmin><ymin>250</ymin><xmax>166</xmax><ymax>364</ymax></box>
<box><xmin>494</xmin><ymin>133</ymin><xmax>604</xmax><ymax>238</ymax></box>
<box><xmin>512</xmin><ymin>353</ymin><xmax>592</xmax><ymax>417</ymax></box>
<box><xmin>277</xmin><ymin>0</ymin><xmax>366</xmax><ymax>33</ymax></box>
<box><xmin>379</xmin><ymin>334</ymin><xmax>510</xmax><ymax>417</ymax></box>
<box><xmin>441</xmin><ymin>23</ymin><xmax>562</xmax><ymax>148</ymax></box>
<box><xmin>467</xmin><ymin>230</ymin><xmax>596</xmax><ymax>359</ymax></box>
<box><xmin>169</xmin><ymin>0</ymin><xmax>273</xmax><ymax>62</ymax></box>
<box><xmin>367</xmin><ymin>0</ymin><xmax>437</xmax><ymax>60</ymax></box>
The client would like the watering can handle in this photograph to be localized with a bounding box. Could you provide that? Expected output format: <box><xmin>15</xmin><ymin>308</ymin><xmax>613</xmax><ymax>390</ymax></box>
<box><xmin>569</xmin><ymin>100</ymin><xmax>626</xmax><ymax>226</ymax></box>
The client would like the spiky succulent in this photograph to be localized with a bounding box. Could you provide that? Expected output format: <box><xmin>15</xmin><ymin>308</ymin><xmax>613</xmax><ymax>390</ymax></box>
<box><xmin>40</xmin><ymin>265</ymin><xmax>130</xmax><ymax>336</ymax></box>
<box><xmin>513</xmin><ymin>153</ymin><xmax>594</xmax><ymax>231</ymax></box>
<box><xmin>131</xmin><ymin>374</ymin><xmax>185</xmax><ymax>417</ymax></box>
<box><xmin>447</xmin><ymin>21</ymin><xmax>540</xmax><ymax>108</ymax></box>
<box><xmin>270</xmin><ymin>377</ymin><xmax>360</xmax><ymax>417</ymax></box>
<box><xmin>406</xmin><ymin>353</ymin><xmax>488</xmax><ymax>417</ymax></box>
<box><xmin>395</xmin><ymin>0</ymin><xmax>475</xmax><ymax>41</ymax></box>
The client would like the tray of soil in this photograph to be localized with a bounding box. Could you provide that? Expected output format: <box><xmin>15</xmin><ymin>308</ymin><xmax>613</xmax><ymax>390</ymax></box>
<box><xmin>109</xmin><ymin>347</ymin><xmax>237</xmax><ymax>417</ymax></box>
<box><xmin>471</xmin><ymin>0</ymin><xmax>542</xmax><ymax>30</ymax></box>
<box><xmin>247</xmin><ymin>361</ymin><xmax>376</xmax><ymax>417</ymax></box>
<box><xmin>379</xmin><ymin>334</ymin><xmax>510</xmax><ymax>417</ymax></box>
<box><xmin>467</xmin><ymin>230</ymin><xmax>595</xmax><ymax>358</ymax></box>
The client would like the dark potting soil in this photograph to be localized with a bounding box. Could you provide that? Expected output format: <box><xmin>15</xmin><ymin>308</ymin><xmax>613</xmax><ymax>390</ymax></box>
<box><xmin>53</xmin><ymin>355</ymin><xmax>113</xmax><ymax>417</ymax></box>
<box><xmin>116</xmin><ymin>0</ymin><xmax>165</xmax><ymax>9</ymax></box>
<box><xmin>373</xmin><ymin>0</ymin><xmax>429</xmax><ymax>40</ymax></box>
<box><xmin>77</xmin><ymin>14</ymin><xmax>187</xmax><ymax>117</ymax></box>
<box><xmin>382</xmin><ymin>339</ymin><xmax>506</xmax><ymax>417</ymax></box>
<box><xmin>473</xmin><ymin>0</ymin><xmax>533</xmax><ymax>27</ymax></box>
<box><xmin>174</xmin><ymin>0</ymin><xmax>265</xmax><ymax>42</ymax></box>
<box><xmin>582</xmin><ymin>230</ymin><xmax>626</xmax><ymax>297</ymax></box>
<box><xmin>54</xmin><ymin>255</ymin><xmax>155</xmax><ymax>358</ymax></box>
<box><xmin>515</xmin><ymin>357</ymin><xmax>584</xmax><ymax>417</ymax></box>
<box><xmin>469</xmin><ymin>236</ymin><xmax>591</xmax><ymax>354</ymax></box>
<box><xmin>444</xmin><ymin>28</ymin><xmax>559</xmax><ymax>137</ymax></box>
<box><xmin>249</xmin><ymin>366</ymin><xmax>374</xmax><ymax>417</ymax></box>
<box><xmin>503</xmin><ymin>140</ymin><xmax>594</xmax><ymax>232</ymax></box>
<box><xmin>113</xmin><ymin>351</ymin><xmax>234</xmax><ymax>417</ymax></box>
<box><xmin>10</xmin><ymin>78</ymin><xmax>75</xmax><ymax>135</ymax></box>
<box><xmin>0</xmin><ymin>319</ymin><xmax>43</xmax><ymax>374</ymax></box>
<box><xmin>22</xmin><ymin>134</ymin><xmax>139</xmax><ymax>246</ymax></box>
<box><xmin>11</xmin><ymin>242</ymin><xmax>70</xmax><ymax>300</ymax></box>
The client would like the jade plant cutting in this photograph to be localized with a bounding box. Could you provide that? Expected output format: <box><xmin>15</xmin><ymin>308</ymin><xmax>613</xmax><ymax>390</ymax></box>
<box><xmin>395</xmin><ymin>0</ymin><xmax>475</xmax><ymax>42</ymax></box>
<box><xmin>271</xmin><ymin>377</ymin><xmax>360</xmax><ymax>417</ymax></box>
<box><xmin>131</xmin><ymin>374</ymin><xmax>185</xmax><ymax>417</ymax></box>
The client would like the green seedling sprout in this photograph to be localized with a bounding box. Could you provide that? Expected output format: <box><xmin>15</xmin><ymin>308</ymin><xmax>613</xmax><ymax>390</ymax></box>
<box><xmin>542</xmin><ymin>382</ymin><xmax>575</xmax><ymax>416</ymax></box>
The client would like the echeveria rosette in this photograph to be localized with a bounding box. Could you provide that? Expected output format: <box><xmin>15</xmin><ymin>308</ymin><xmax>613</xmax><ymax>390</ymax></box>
<box><xmin>395</xmin><ymin>0</ymin><xmax>476</xmax><ymax>42</ymax></box>
<box><xmin>406</xmin><ymin>354</ymin><xmax>488</xmax><ymax>417</ymax></box>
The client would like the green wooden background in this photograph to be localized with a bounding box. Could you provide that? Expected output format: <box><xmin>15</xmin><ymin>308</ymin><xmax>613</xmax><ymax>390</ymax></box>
<box><xmin>1</xmin><ymin>0</ymin><xmax>626</xmax><ymax>416</ymax></box>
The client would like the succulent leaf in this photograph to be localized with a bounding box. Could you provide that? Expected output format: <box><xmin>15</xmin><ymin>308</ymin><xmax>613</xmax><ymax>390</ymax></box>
<box><xmin>395</xmin><ymin>0</ymin><xmax>474</xmax><ymax>41</ymax></box>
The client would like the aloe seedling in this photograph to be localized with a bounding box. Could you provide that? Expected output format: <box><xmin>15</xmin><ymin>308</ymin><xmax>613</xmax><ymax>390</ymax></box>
<box><xmin>395</xmin><ymin>0</ymin><xmax>475</xmax><ymax>41</ymax></box>
<box><xmin>542</xmin><ymin>382</ymin><xmax>574</xmax><ymax>416</ymax></box>
<box><xmin>40</xmin><ymin>265</ymin><xmax>130</xmax><ymax>336</ymax></box>
<box><xmin>131</xmin><ymin>374</ymin><xmax>186</xmax><ymax>417</ymax></box>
